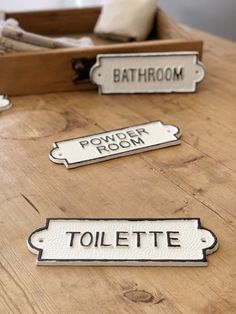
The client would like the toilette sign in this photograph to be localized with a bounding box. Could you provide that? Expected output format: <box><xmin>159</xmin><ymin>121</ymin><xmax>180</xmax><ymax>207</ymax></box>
<box><xmin>90</xmin><ymin>52</ymin><xmax>205</xmax><ymax>94</ymax></box>
<box><xmin>27</xmin><ymin>218</ymin><xmax>218</xmax><ymax>266</ymax></box>
<box><xmin>49</xmin><ymin>120</ymin><xmax>181</xmax><ymax>169</ymax></box>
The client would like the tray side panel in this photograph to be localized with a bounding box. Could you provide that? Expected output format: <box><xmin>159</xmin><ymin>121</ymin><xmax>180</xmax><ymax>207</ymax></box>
<box><xmin>6</xmin><ymin>8</ymin><xmax>101</xmax><ymax>35</ymax></box>
<box><xmin>0</xmin><ymin>40</ymin><xmax>203</xmax><ymax>96</ymax></box>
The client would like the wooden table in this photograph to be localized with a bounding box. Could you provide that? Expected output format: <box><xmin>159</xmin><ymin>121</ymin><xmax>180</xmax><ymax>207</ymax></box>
<box><xmin>0</xmin><ymin>28</ymin><xmax>235</xmax><ymax>313</ymax></box>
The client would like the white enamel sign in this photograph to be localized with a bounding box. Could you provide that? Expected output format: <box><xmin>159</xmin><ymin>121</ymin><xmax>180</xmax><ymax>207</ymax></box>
<box><xmin>49</xmin><ymin>121</ymin><xmax>181</xmax><ymax>169</ymax></box>
<box><xmin>0</xmin><ymin>95</ymin><xmax>12</xmax><ymax>112</ymax></box>
<box><xmin>90</xmin><ymin>52</ymin><xmax>205</xmax><ymax>94</ymax></box>
<box><xmin>27</xmin><ymin>218</ymin><xmax>218</xmax><ymax>266</ymax></box>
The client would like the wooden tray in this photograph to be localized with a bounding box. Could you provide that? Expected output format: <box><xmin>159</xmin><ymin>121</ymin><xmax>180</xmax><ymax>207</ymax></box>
<box><xmin>0</xmin><ymin>7</ymin><xmax>203</xmax><ymax>96</ymax></box>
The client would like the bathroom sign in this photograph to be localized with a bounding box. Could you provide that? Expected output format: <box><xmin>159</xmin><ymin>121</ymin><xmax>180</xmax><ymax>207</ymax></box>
<box><xmin>27</xmin><ymin>218</ymin><xmax>218</xmax><ymax>266</ymax></box>
<box><xmin>49</xmin><ymin>120</ymin><xmax>181</xmax><ymax>169</ymax></box>
<box><xmin>90</xmin><ymin>52</ymin><xmax>205</xmax><ymax>94</ymax></box>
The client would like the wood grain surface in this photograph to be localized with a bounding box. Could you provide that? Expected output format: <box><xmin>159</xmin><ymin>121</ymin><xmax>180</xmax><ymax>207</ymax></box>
<box><xmin>0</xmin><ymin>28</ymin><xmax>236</xmax><ymax>313</ymax></box>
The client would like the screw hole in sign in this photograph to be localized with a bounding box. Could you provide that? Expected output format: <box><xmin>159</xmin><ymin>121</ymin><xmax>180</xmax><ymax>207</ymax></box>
<box><xmin>201</xmin><ymin>238</ymin><xmax>206</xmax><ymax>243</ymax></box>
<box><xmin>39</xmin><ymin>238</ymin><xmax>44</xmax><ymax>243</ymax></box>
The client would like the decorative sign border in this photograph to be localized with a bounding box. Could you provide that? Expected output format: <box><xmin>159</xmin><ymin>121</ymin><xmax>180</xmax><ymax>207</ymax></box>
<box><xmin>28</xmin><ymin>218</ymin><xmax>218</xmax><ymax>266</ymax></box>
<box><xmin>49</xmin><ymin>120</ymin><xmax>181</xmax><ymax>169</ymax></box>
<box><xmin>90</xmin><ymin>52</ymin><xmax>205</xmax><ymax>94</ymax></box>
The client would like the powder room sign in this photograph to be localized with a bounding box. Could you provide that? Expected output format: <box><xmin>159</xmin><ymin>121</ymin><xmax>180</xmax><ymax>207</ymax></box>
<box><xmin>49</xmin><ymin>120</ymin><xmax>181</xmax><ymax>169</ymax></box>
<box><xmin>27</xmin><ymin>218</ymin><xmax>218</xmax><ymax>266</ymax></box>
<box><xmin>90</xmin><ymin>52</ymin><xmax>205</xmax><ymax>94</ymax></box>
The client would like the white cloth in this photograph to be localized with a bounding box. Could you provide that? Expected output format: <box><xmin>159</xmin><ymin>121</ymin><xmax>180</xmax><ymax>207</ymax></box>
<box><xmin>0</xmin><ymin>18</ymin><xmax>19</xmax><ymax>36</ymax></box>
<box><xmin>94</xmin><ymin>0</ymin><xmax>156</xmax><ymax>42</ymax></box>
<box><xmin>55</xmin><ymin>37</ymin><xmax>94</xmax><ymax>47</ymax></box>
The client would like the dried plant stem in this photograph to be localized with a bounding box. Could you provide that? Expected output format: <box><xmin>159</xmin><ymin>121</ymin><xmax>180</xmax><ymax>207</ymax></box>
<box><xmin>2</xmin><ymin>26</ymin><xmax>76</xmax><ymax>48</ymax></box>
<box><xmin>0</xmin><ymin>36</ymin><xmax>48</xmax><ymax>52</ymax></box>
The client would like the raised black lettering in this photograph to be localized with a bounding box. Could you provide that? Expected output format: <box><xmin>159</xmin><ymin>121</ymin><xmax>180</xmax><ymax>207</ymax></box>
<box><xmin>94</xmin><ymin>231</ymin><xmax>100</xmax><ymax>247</ymax></box>
<box><xmin>100</xmin><ymin>231</ymin><xmax>112</xmax><ymax>247</ymax></box>
<box><xmin>108</xmin><ymin>143</ymin><xmax>119</xmax><ymax>151</ymax></box>
<box><xmin>173</xmin><ymin>67</ymin><xmax>184</xmax><ymax>80</ymax></box>
<box><xmin>97</xmin><ymin>146</ymin><xmax>109</xmax><ymax>154</ymax></box>
<box><xmin>149</xmin><ymin>231</ymin><xmax>164</xmax><ymax>247</ymax></box>
<box><xmin>122</xmin><ymin>69</ymin><xmax>129</xmax><ymax>82</ymax></box>
<box><xmin>156</xmin><ymin>68</ymin><xmax>163</xmax><ymax>81</ymax></box>
<box><xmin>130</xmin><ymin>137</ymin><xmax>144</xmax><ymax>146</ymax></box>
<box><xmin>91</xmin><ymin>138</ymin><xmax>102</xmax><ymax>145</ymax></box>
<box><xmin>116</xmin><ymin>231</ymin><xmax>129</xmax><ymax>247</ymax></box>
<box><xmin>129</xmin><ymin>68</ymin><xmax>136</xmax><ymax>81</ymax></box>
<box><xmin>165</xmin><ymin>67</ymin><xmax>172</xmax><ymax>81</ymax></box>
<box><xmin>136</xmin><ymin>128</ymin><xmax>149</xmax><ymax>136</ymax></box>
<box><xmin>79</xmin><ymin>140</ymin><xmax>89</xmax><ymax>149</ymax></box>
<box><xmin>66</xmin><ymin>231</ymin><xmax>81</xmax><ymax>247</ymax></box>
<box><xmin>116</xmin><ymin>132</ymin><xmax>127</xmax><ymax>140</ymax></box>
<box><xmin>80</xmin><ymin>232</ymin><xmax>93</xmax><ymax>247</ymax></box>
<box><xmin>167</xmin><ymin>231</ymin><xmax>181</xmax><ymax>247</ymax></box>
<box><xmin>119</xmin><ymin>140</ymin><xmax>131</xmax><ymax>148</ymax></box>
<box><xmin>148</xmin><ymin>67</ymin><xmax>156</xmax><ymax>82</ymax></box>
<box><xmin>132</xmin><ymin>231</ymin><xmax>146</xmax><ymax>247</ymax></box>
<box><xmin>127</xmin><ymin>130</ymin><xmax>138</xmax><ymax>138</ymax></box>
<box><xmin>113</xmin><ymin>69</ymin><xmax>120</xmax><ymax>83</ymax></box>
<box><xmin>100</xmin><ymin>135</ymin><xmax>115</xmax><ymax>143</ymax></box>
<box><xmin>138</xmin><ymin>68</ymin><xmax>147</xmax><ymax>82</ymax></box>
